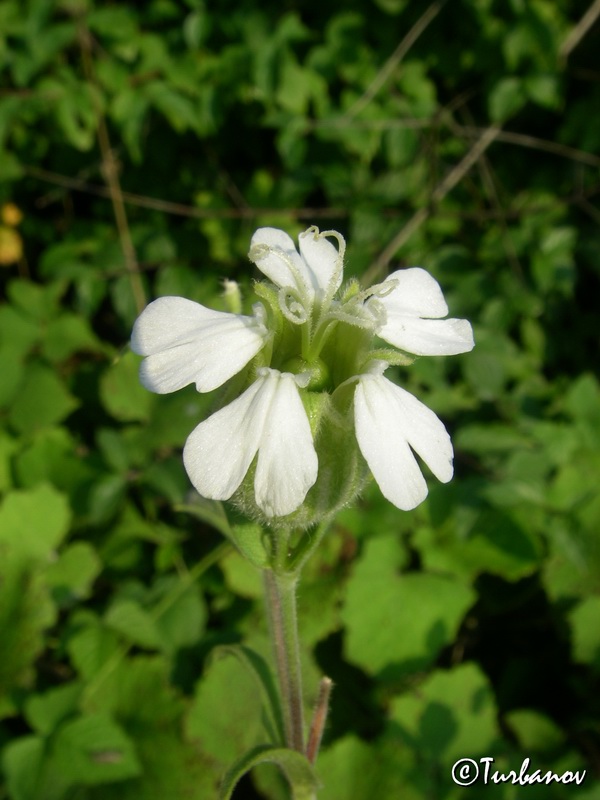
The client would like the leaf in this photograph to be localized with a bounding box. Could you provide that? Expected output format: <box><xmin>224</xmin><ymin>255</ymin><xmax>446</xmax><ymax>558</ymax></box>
<box><xmin>1</xmin><ymin>735</ymin><xmax>46</xmax><ymax>800</ymax></box>
<box><xmin>489</xmin><ymin>77</ymin><xmax>526</xmax><ymax>122</ymax></box>
<box><xmin>568</xmin><ymin>596</ymin><xmax>600</xmax><ymax>671</ymax></box>
<box><xmin>316</xmin><ymin>735</ymin><xmax>419</xmax><ymax>800</ymax></box>
<box><xmin>210</xmin><ymin>644</ymin><xmax>285</xmax><ymax>745</ymax></box>
<box><xmin>177</xmin><ymin>495</ymin><xmax>233</xmax><ymax>539</ymax></box>
<box><xmin>186</xmin><ymin>652</ymin><xmax>268</xmax><ymax>770</ymax></box>
<box><xmin>104</xmin><ymin>599</ymin><xmax>162</xmax><ymax>650</ymax></box>
<box><xmin>0</xmin><ymin>484</ymin><xmax>71</xmax><ymax>562</ymax></box>
<box><xmin>8</xmin><ymin>362</ymin><xmax>79</xmax><ymax>433</ymax></box>
<box><xmin>505</xmin><ymin>709</ymin><xmax>565</xmax><ymax>753</ymax></box>
<box><xmin>152</xmin><ymin>576</ymin><xmax>207</xmax><ymax>655</ymax></box>
<box><xmin>388</xmin><ymin>663</ymin><xmax>501</xmax><ymax>762</ymax></box>
<box><xmin>45</xmin><ymin>542</ymin><xmax>102</xmax><ymax>604</ymax></box>
<box><xmin>342</xmin><ymin>535</ymin><xmax>475</xmax><ymax>675</ymax></box>
<box><xmin>82</xmin><ymin>656</ymin><xmax>219</xmax><ymax>800</ymax></box>
<box><xmin>415</xmin><ymin>508</ymin><xmax>543</xmax><ymax>582</ymax></box>
<box><xmin>42</xmin><ymin>313</ymin><xmax>106</xmax><ymax>362</ymax></box>
<box><xmin>99</xmin><ymin>350</ymin><xmax>153</xmax><ymax>422</ymax></box>
<box><xmin>66</xmin><ymin>616</ymin><xmax>122</xmax><ymax>681</ymax></box>
<box><xmin>25</xmin><ymin>682</ymin><xmax>82</xmax><ymax>736</ymax></box>
<box><xmin>220</xmin><ymin>745</ymin><xmax>319</xmax><ymax>800</ymax></box>
<box><xmin>49</xmin><ymin>713</ymin><xmax>142</xmax><ymax>785</ymax></box>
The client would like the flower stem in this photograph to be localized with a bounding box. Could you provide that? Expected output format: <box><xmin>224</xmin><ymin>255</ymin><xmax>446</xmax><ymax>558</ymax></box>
<box><xmin>306</xmin><ymin>676</ymin><xmax>333</xmax><ymax>764</ymax></box>
<box><xmin>263</xmin><ymin>568</ymin><xmax>305</xmax><ymax>753</ymax></box>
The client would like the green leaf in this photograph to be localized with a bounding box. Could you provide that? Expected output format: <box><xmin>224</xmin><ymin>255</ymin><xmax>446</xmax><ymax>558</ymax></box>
<box><xmin>221</xmin><ymin>548</ymin><xmax>264</xmax><ymax>598</ymax></box>
<box><xmin>342</xmin><ymin>535</ymin><xmax>475</xmax><ymax>675</ymax></box>
<box><xmin>152</xmin><ymin>576</ymin><xmax>207</xmax><ymax>655</ymax></box>
<box><xmin>25</xmin><ymin>682</ymin><xmax>82</xmax><ymax>736</ymax></box>
<box><xmin>186</xmin><ymin>651</ymin><xmax>267</xmax><ymax>770</ymax></box>
<box><xmin>316</xmin><ymin>735</ymin><xmax>419</xmax><ymax>800</ymax></box>
<box><xmin>415</xmin><ymin>508</ymin><xmax>543</xmax><ymax>582</ymax></box>
<box><xmin>1</xmin><ymin>735</ymin><xmax>46</xmax><ymax>800</ymax></box>
<box><xmin>50</xmin><ymin>713</ymin><xmax>142</xmax><ymax>785</ymax></box>
<box><xmin>67</xmin><ymin>616</ymin><xmax>122</xmax><ymax>681</ymax></box>
<box><xmin>505</xmin><ymin>709</ymin><xmax>565</xmax><ymax>753</ymax></box>
<box><xmin>82</xmin><ymin>656</ymin><xmax>219</xmax><ymax>799</ymax></box>
<box><xmin>389</xmin><ymin>663</ymin><xmax>501</xmax><ymax>762</ymax></box>
<box><xmin>8</xmin><ymin>363</ymin><xmax>79</xmax><ymax>433</ymax></box>
<box><xmin>104</xmin><ymin>599</ymin><xmax>162</xmax><ymax>650</ymax></box>
<box><xmin>177</xmin><ymin>495</ymin><xmax>233</xmax><ymax>539</ymax></box>
<box><xmin>230</xmin><ymin>521</ymin><xmax>272</xmax><ymax>568</ymax></box>
<box><xmin>210</xmin><ymin>644</ymin><xmax>285</xmax><ymax>745</ymax></box>
<box><xmin>0</xmin><ymin>562</ymin><xmax>57</xmax><ymax>696</ymax></box>
<box><xmin>568</xmin><ymin>596</ymin><xmax>600</xmax><ymax>671</ymax></box>
<box><xmin>99</xmin><ymin>350</ymin><xmax>153</xmax><ymax>422</ymax></box>
<box><xmin>42</xmin><ymin>313</ymin><xmax>106</xmax><ymax>362</ymax></box>
<box><xmin>45</xmin><ymin>542</ymin><xmax>102</xmax><ymax>604</ymax></box>
<box><xmin>220</xmin><ymin>745</ymin><xmax>319</xmax><ymax>800</ymax></box>
<box><xmin>489</xmin><ymin>77</ymin><xmax>526</xmax><ymax>122</ymax></box>
<box><xmin>0</xmin><ymin>484</ymin><xmax>71</xmax><ymax>562</ymax></box>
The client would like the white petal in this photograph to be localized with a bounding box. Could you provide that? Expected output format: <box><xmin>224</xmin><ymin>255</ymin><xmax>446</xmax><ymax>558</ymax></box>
<box><xmin>379</xmin><ymin>315</ymin><xmax>475</xmax><ymax>356</ymax></box>
<box><xmin>183</xmin><ymin>377</ymin><xmax>270</xmax><ymax>501</ymax></box>
<box><xmin>183</xmin><ymin>370</ymin><xmax>318</xmax><ymax>517</ymax></box>
<box><xmin>298</xmin><ymin>228</ymin><xmax>343</xmax><ymax>295</ymax></box>
<box><xmin>380</xmin><ymin>268</ymin><xmax>449</xmax><ymax>318</ymax></box>
<box><xmin>249</xmin><ymin>227</ymin><xmax>312</xmax><ymax>297</ymax></box>
<box><xmin>254</xmin><ymin>374</ymin><xmax>318</xmax><ymax>516</ymax></box>
<box><xmin>131</xmin><ymin>296</ymin><xmax>266</xmax><ymax>393</ymax></box>
<box><xmin>354</xmin><ymin>374</ymin><xmax>454</xmax><ymax>510</ymax></box>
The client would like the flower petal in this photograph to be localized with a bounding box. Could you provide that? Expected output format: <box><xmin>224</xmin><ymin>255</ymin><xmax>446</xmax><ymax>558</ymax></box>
<box><xmin>183</xmin><ymin>370</ymin><xmax>318</xmax><ymax>517</ymax></box>
<box><xmin>380</xmin><ymin>268</ymin><xmax>449</xmax><ymax>318</ymax></box>
<box><xmin>375</xmin><ymin>268</ymin><xmax>474</xmax><ymax>355</ymax></box>
<box><xmin>183</xmin><ymin>377</ymin><xmax>269</xmax><ymax>501</ymax></box>
<box><xmin>254</xmin><ymin>373</ymin><xmax>318</xmax><ymax>516</ymax></box>
<box><xmin>249</xmin><ymin>227</ymin><xmax>311</xmax><ymax>296</ymax></box>
<box><xmin>298</xmin><ymin>228</ymin><xmax>343</xmax><ymax>296</ymax></box>
<box><xmin>131</xmin><ymin>296</ymin><xmax>266</xmax><ymax>393</ymax></box>
<box><xmin>354</xmin><ymin>373</ymin><xmax>453</xmax><ymax>510</ymax></box>
<box><xmin>379</xmin><ymin>315</ymin><xmax>475</xmax><ymax>356</ymax></box>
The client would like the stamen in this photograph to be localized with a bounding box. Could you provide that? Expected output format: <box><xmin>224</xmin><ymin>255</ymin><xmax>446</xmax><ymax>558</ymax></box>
<box><xmin>278</xmin><ymin>287</ymin><xmax>309</xmax><ymax>325</ymax></box>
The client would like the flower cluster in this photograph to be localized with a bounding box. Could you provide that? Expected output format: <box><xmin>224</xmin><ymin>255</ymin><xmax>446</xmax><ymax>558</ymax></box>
<box><xmin>131</xmin><ymin>227</ymin><xmax>474</xmax><ymax>524</ymax></box>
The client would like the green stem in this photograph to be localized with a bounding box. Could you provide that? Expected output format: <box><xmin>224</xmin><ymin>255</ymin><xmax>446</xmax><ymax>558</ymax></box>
<box><xmin>263</xmin><ymin>568</ymin><xmax>305</xmax><ymax>753</ymax></box>
<box><xmin>288</xmin><ymin>519</ymin><xmax>332</xmax><ymax>573</ymax></box>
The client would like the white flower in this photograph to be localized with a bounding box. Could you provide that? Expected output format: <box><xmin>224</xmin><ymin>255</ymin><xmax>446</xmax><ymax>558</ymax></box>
<box><xmin>132</xmin><ymin>225</ymin><xmax>474</xmax><ymax>522</ymax></box>
<box><xmin>353</xmin><ymin>361</ymin><xmax>454</xmax><ymax>511</ymax></box>
<box><xmin>249</xmin><ymin>227</ymin><xmax>343</xmax><ymax>307</ymax></box>
<box><xmin>376</xmin><ymin>268</ymin><xmax>474</xmax><ymax>356</ymax></box>
<box><xmin>183</xmin><ymin>369</ymin><xmax>318</xmax><ymax>517</ymax></box>
<box><xmin>130</xmin><ymin>296</ymin><xmax>268</xmax><ymax>393</ymax></box>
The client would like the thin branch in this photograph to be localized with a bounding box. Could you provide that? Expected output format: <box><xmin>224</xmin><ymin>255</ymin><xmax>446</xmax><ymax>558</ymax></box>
<box><xmin>26</xmin><ymin>165</ymin><xmax>349</xmax><ymax>220</ymax></box>
<box><xmin>363</xmin><ymin>125</ymin><xmax>501</xmax><ymax>284</ymax></box>
<box><xmin>457</xmin><ymin>125</ymin><xmax>600</xmax><ymax>169</ymax></box>
<box><xmin>26</xmin><ymin>164</ymin><xmax>600</xmax><ymax>234</ymax></box>
<box><xmin>468</xmin><ymin>124</ymin><xmax>524</xmax><ymax>279</ymax></box>
<box><xmin>560</xmin><ymin>0</ymin><xmax>600</xmax><ymax>58</ymax></box>
<box><xmin>306</xmin><ymin>677</ymin><xmax>332</xmax><ymax>765</ymax></box>
<box><xmin>78</xmin><ymin>23</ymin><xmax>146</xmax><ymax>314</ymax></box>
<box><xmin>341</xmin><ymin>0</ymin><xmax>446</xmax><ymax>121</ymax></box>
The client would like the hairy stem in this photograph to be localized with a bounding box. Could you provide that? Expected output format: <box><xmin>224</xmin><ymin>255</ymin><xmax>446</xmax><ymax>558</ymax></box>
<box><xmin>263</xmin><ymin>568</ymin><xmax>305</xmax><ymax>753</ymax></box>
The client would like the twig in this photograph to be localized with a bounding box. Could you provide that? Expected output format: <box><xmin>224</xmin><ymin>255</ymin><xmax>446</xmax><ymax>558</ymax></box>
<box><xmin>341</xmin><ymin>0</ymin><xmax>446</xmax><ymax>122</ymax></box>
<box><xmin>560</xmin><ymin>0</ymin><xmax>600</xmax><ymax>58</ymax></box>
<box><xmin>26</xmin><ymin>165</ymin><xmax>348</xmax><ymax>220</ymax></box>
<box><xmin>456</xmin><ymin>126</ymin><xmax>600</xmax><ymax>168</ymax></box>
<box><xmin>78</xmin><ymin>22</ymin><xmax>146</xmax><ymax>314</ymax></box>
<box><xmin>363</xmin><ymin>125</ymin><xmax>501</xmax><ymax>283</ymax></box>
<box><xmin>306</xmin><ymin>677</ymin><xmax>333</xmax><ymax>765</ymax></box>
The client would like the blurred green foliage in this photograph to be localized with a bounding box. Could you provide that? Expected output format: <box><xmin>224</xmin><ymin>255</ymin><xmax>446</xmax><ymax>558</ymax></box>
<box><xmin>1</xmin><ymin>0</ymin><xmax>600</xmax><ymax>797</ymax></box>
